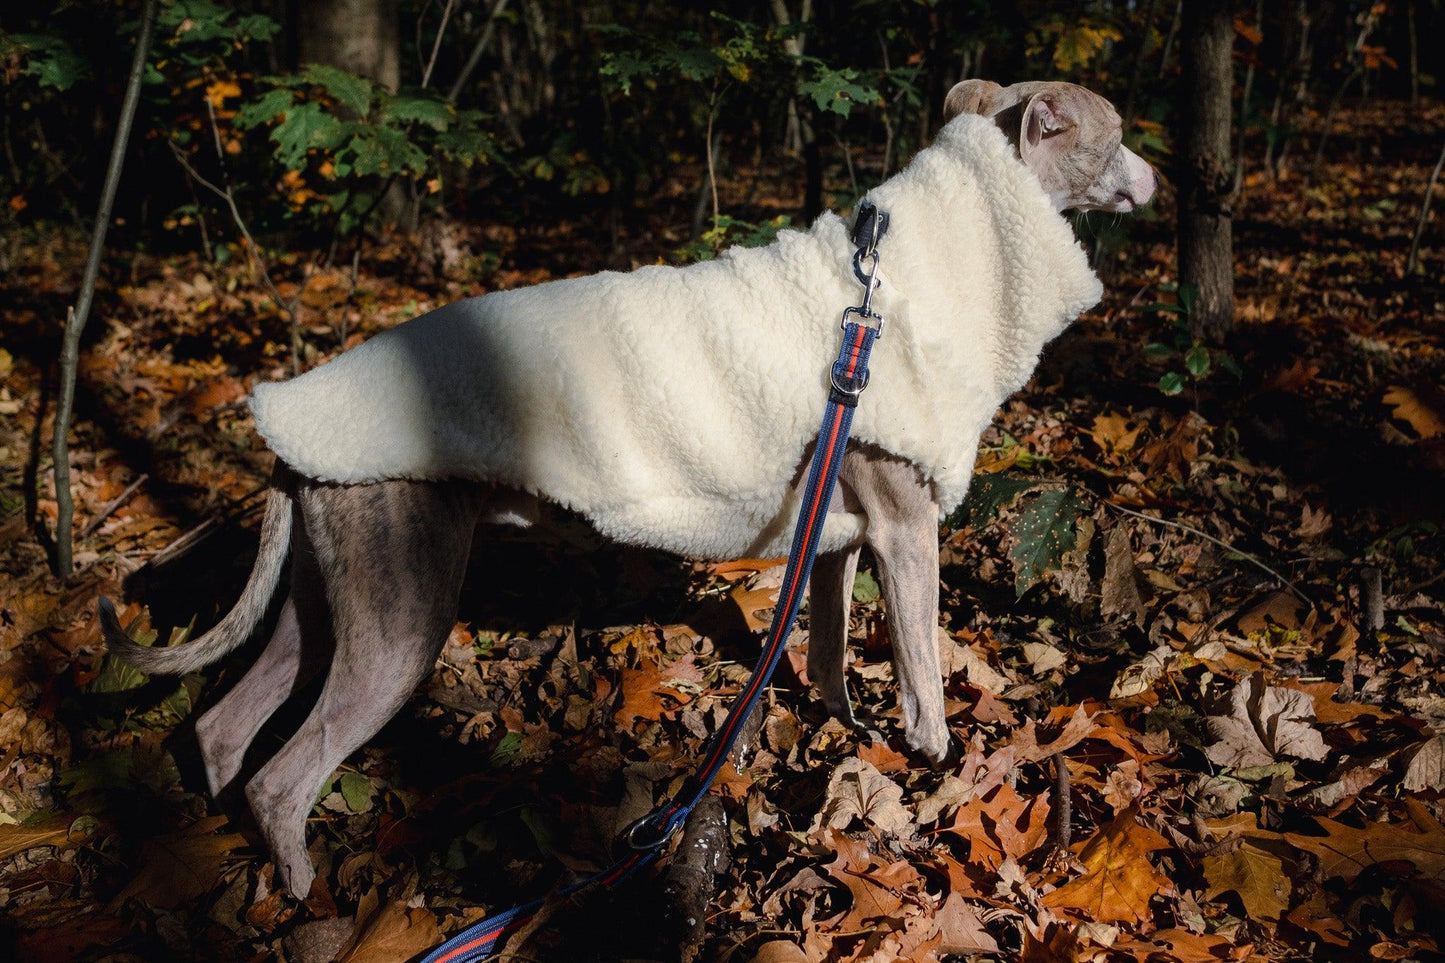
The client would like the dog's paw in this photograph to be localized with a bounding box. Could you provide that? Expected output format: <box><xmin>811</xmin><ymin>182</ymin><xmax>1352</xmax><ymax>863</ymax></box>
<box><xmin>905</xmin><ymin>724</ymin><xmax>951</xmax><ymax>767</ymax></box>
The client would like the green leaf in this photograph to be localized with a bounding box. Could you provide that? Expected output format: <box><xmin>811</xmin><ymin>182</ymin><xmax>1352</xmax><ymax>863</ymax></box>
<box><xmin>338</xmin><ymin>772</ymin><xmax>374</xmax><ymax>813</ymax></box>
<box><xmin>267</xmin><ymin>101</ymin><xmax>346</xmax><ymax>169</ymax></box>
<box><xmin>385</xmin><ymin>93</ymin><xmax>453</xmax><ymax>131</ymax></box>
<box><xmin>1178</xmin><ymin>283</ymin><xmax>1198</xmax><ymax>315</ymax></box>
<box><xmin>299</xmin><ymin>63</ymin><xmax>376</xmax><ymax>116</ymax></box>
<box><xmin>1158</xmin><ymin>372</ymin><xmax>1186</xmax><ymax>395</ymax></box>
<box><xmin>9</xmin><ymin>34</ymin><xmax>87</xmax><ymax>91</ymax></box>
<box><xmin>233</xmin><ymin>88</ymin><xmax>295</xmax><ymax>130</ymax></box>
<box><xmin>1142</xmin><ymin>342</ymin><xmax>1175</xmax><ymax>358</ymax></box>
<box><xmin>1184</xmin><ymin>345</ymin><xmax>1212</xmax><ymax>378</ymax></box>
<box><xmin>799</xmin><ymin>65</ymin><xmax>879</xmax><ymax>117</ymax></box>
<box><xmin>89</xmin><ymin>653</ymin><xmax>149</xmax><ymax>694</ymax></box>
<box><xmin>852</xmin><ymin>571</ymin><xmax>880</xmax><ymax>604</ymax></box>
<box><xmin>489</xmin><ymin>731</ymin><xmax>523</xmax><ymax>768</ymax></box>
<box><xmin>1008</xmin><ymin>488</ymin><xmax>1084</xmax><ymax>598</ymax></box>
<box><xmin>953</xmin><ymin>474</ymin><xmax>1038</xmax><ymax>530</ymax></box>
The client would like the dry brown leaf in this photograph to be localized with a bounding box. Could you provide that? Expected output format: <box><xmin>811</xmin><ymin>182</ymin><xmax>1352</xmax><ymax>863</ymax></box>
<box><xmin>1204</xmin><ymin>672</ymin><xmax>1327</xmax><ymax>768</ymax></box>
<box><xmin>1383</xmin><ymin>385</ymin><xmax>1445</xmax><ymax>439</ymax></box>
<box><xmin>1040</xmin><ymin>808</ymin><xmax>1171</xmax><ymax>924</ymax></box>
<box><xmin>1007</xmin><ymin>704</ymin><xmax>1096</xmax><ymax>765</ymax></box>
<box><xmin>0</xmin><ymin>814</ymin><xmax>84</xmax><ymax>861</ymax></box>
<box><xmin>749</xmin><ymin>939</ymin><xmax>814</xmax><ymax>963</ymax></box>
<box><xmin>941</xmin><ymin>783</ymin><xmax>1050</xmax><ymax>871</ymax></box>
<box><xmin>1202</xmin><ymin>840</ymin><xmax>1291</xmax><ymax>921</ymax></box>
<box><xmin>1100</xmin><ymin>525</ymin><xmax>1146</xmax><ymax>626</ymax></box>
<box><xmin>335</xmin><ymin>887</ymin><xmax>443</xmax><ymax>963</ymax></box>
<box><xmin>1089</xmin><ymin>413</ymin><xmax>1142</xmax><ymax>458</ymax></box>
<box><xmin>930</xmin><ymin>893</ymin><xmax>1000</xmax><ymax>955</ymax></box>
<box><xmin>810</xmin><ymin>757</ymin><xmax>913</xmax><ymax>836</ymax></box>
<box><xmin>1403</xmin><ymin>734</ymin><xmax>1445</xmax><ymax>792</ymax></box>
<box><xmin>1285</xmin><ymin>813</ymin><xmax>1445</xmax><ymax>882</ymax></box>
<box><xmin>614</xmin><ymin>654</ymin><xmax>704</xmax><ymax>729</ymax></box>
<box><xmin>109</xmin><ymin>815</ymin><xmax>248</xmax><ymax>909</ymax></box>
<box><xmin>820</xmin><ymin>832</ymin><xmax>911</xmax><ymax>933</ymax></box>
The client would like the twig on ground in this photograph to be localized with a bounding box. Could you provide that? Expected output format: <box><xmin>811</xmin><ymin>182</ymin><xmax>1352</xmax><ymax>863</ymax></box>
<box><xmin>80</xmin><ymin>473</ymin><xmax>148</xmax><ymax>538</ymax></box>
<box><xmin>1360</xmin><ymin>565</ymin><xmax>1385</xmax><ymax>634</ymax></box>
<box><xmin>1105</xmin><ymin>501</ymin><xmax>1311</xmax><ymax>606</ymax></box>
<box><xmin>1052</xmin><ymin>750</ymin><xmax>1072</xmax><ymax>850</ymax></box>
<box><xmin>660</xmin><ymin>795</ymin><xmax>728</xmax><ymax>963</ymax></box>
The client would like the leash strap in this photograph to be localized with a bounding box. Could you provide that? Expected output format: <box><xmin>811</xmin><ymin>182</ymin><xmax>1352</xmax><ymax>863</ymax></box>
<box><xmin>422</xmin><ymin>209</ymin><xmax>887</xmax><ymax>963</ymax></box>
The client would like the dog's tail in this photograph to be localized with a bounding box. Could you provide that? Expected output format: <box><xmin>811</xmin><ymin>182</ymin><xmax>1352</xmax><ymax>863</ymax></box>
<box><xmin>101</xmin><ymin>467</ymin><xmax>295</xmax><ymax>676</ymax></box>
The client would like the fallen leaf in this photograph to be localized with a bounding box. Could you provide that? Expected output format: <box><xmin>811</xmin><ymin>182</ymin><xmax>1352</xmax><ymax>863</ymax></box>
<box><xmin>1285</xmin><ymin>813</ymin><xmax>1445</xmax><ymax>882</ymax></box>
<box><xmin>1204</xmin><ymin>672</ymin><xmax>1328</xmax><ymax>768</ymax></box>
<box><xmin>0</xmin><ymin>814</ymin><xmax>86</xmax><ymax>860</ymax></box>
<box><xmin>109</xmin><ymin>815</ymin><xmax>248</xmax><ymax>909</ymax></box>
<box><xmin>1403</xmin><ymin>734</ymin><xmax>1445</xmax><ymax>792</ymax></box>
<box><xmin>1202</xmin><ymin>840</ymin><xmax>1291</xmax><ymax>921</ymax></box>
<box><xmin>941</xmin><ymin>782</ymin><xmax>1050</xmax><ymax>871</ymax></box>
<box><xmin>810</xmin><ymin>757</ymin><xmax>913</xmax><ymax>836</ymax></box>
<box><xmin>335</xmin><ymin>887</ymin><xmax>443</xmax><ymax>963</ymax></box>
<box><xmin>1384</xmin><ymin>385</ymin><xmax>1445</xmax><ymax>439</ymax></box>
<box><xmin>1089</xmin><ymin>413</ymin><xmax>1142</xmax><ymax>458</ymax></box>
<box><xmin>614</xmin><ymin>654</ymin><xmax>705</xmax><ymax>729</ymax></box>
<box><xmin>1040</xmin><ymin>808</ymin><xmax>1171</xmax><ymax>924</ymax></box>
<box><xmin>1100</xmin><ymin>525</ymin><xmax>1146</xmax><ymax>625</ymax></box>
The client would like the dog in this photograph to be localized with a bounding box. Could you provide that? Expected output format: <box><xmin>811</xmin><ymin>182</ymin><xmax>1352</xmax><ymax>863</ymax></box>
<box><xmin>103</xmin><ymin>79</ymin><xmax>1156</xmax><ymax>896</ymax></box>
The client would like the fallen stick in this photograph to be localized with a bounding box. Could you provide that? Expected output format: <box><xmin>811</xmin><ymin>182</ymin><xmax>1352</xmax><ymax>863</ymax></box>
<box><xmin>659</xmin><ymin>794</ymin><xmax>729</xmax><ymax>963</ymax></box>
<box><xmin>80</xmin><ymin>473</ymin><xmax>148</xmax><ymax>538</ymax></box>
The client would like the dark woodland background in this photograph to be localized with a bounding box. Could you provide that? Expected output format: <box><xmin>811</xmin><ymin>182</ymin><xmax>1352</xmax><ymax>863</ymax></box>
<box><xmin>1</xmin><ymin>1</ymin><xmax>1444</xmax><ymax>961</ymax></box>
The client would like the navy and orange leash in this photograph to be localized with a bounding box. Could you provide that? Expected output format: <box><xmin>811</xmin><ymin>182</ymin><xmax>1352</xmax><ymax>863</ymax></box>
<box><xmin>421</xmin><ymin>203</ymin><xmax>890</xmax><ymax>963</ymax></box>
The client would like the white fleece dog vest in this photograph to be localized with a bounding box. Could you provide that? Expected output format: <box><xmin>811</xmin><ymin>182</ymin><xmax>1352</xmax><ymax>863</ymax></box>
<box><xmin>250</xmin><ymin>114</ymin><xmax>1103</xmax><ymax>560</ymax></box>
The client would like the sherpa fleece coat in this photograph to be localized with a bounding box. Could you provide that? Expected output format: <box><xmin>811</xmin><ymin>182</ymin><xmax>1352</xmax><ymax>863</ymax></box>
<box><xmin>249</xmin><ymin>113</ymin><xmax>1103</xmax><ymax>560</ymax></box>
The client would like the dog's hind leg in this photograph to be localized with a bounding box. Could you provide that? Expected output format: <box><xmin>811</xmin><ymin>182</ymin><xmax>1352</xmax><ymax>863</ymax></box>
<box><xmin>244</xmin><ymin>480</ymin><xmax>480</xmax><ymax>895</ymax></box>
<box><xmin>807</xmin><ymin>545</ymin><xmax>861</xmax><ymax>726</ymax></box>
<box><xmin>851</xmin><ymin>454</ymin><xmax>950</xmax><ymax>764</ymax></box>
<box><xmin>195</xmin><ymin>531</ymin><xmax>335</xmax><ymax>797</ymax></box>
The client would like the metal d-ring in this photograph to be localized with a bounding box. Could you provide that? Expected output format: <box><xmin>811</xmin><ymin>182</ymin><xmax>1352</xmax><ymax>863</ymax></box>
<box><xmin>624</xmin><ymin>812</ymin><xmax>677</xmax><ymax>851</ymax></box>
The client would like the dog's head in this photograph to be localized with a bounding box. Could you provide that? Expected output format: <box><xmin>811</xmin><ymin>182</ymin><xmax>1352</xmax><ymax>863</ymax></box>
<box><xmin>943</xmin><ymin>79</ymin><xmax>1156</xmax><ymax>214</ymax></box>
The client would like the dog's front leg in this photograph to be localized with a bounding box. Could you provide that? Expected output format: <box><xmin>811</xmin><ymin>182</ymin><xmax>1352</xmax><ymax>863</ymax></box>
<box><xmin>807</xmin><ymin>545</ymin><xmax>862</xmax><ymax>726</ymax></box>
<box><xmin>851</xmin><ymin>456</ymin><xmax>949</xmax><ymax>764</ymax></box>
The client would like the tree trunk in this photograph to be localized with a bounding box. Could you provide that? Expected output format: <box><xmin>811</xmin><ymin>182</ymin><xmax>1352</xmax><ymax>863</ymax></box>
<box><xmin>1178</xmin><ymin>0</ymin><xmax>1235</xmax><ymax>341</ymax></box>
<box><xmin>300</xmin><ymin>0</ymin><xmax>402</xmax><ymax>222</ymax></box>
<box><xmin>298</xmin><ymin>0</ymin><xmax>400</xmax><ymax>91</ymax></box>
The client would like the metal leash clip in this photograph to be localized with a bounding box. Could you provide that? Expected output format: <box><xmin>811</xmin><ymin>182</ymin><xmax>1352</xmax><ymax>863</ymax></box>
<box><xmin>845</xmin><ymin>202</ymin><xmax>888</xmax><ymax>336</ymax></box>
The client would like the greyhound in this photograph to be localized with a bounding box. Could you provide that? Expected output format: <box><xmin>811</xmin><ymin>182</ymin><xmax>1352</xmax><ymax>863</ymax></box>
<box><xmin>104</xmin><ymin>79</ymin><xmax>1156</xmax><ymax>896</ymax></box>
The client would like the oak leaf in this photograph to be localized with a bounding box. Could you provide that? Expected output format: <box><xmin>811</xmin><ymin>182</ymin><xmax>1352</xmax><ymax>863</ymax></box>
<box><xmin>1040</xmin><ymin>808</ymin><xmax>1171</xmax><ymax>924</ymax></box>
<box><xmin>1383</xmin><ymin>385</ymin><xmax>1445</xmax><ymax>439</ymax></box>
<box><xmin>1285</xmin><ymin>811</ymin><xmax>1445</xmax><ymax>882</ymax></box>
<box><xmin>1403</xmin><ymin>734</ymin><xmax>1445</xmax><ymax>792</ymax></box>
<box><xmin>109</xmin><ymin>815</ymin><xmax>248</xmax><ymax>909</ymax></box>
<box><xmin>614</xmin><ymin>654</ymin><xmax>704</xmax><ymax>729</ymax></box>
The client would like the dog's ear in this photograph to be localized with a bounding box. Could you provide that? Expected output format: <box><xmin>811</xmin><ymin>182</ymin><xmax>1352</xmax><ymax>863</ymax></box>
<box><xmin>1018</xmin><ymin>90</ymin><xmax>1080</xmax><ymax>170</ymax></box>
<box><xmin>943</xmin><ymin>79</ymin><xmax>1007</xmax><ymax>121</ymax></box>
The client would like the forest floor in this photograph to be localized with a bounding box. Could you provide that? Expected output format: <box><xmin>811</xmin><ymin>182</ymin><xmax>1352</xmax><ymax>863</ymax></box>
<box><xmin>1</xmin><ymin>100</ymin><xmax>1444</xmax><ymax>963</ymax></box>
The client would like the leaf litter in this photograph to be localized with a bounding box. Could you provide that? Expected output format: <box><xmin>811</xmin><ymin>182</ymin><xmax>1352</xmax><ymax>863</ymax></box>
<box><xmin>0</xmin><ymin>101</ymin><xmax>1444</xmax><ymax>960</ymax></box>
